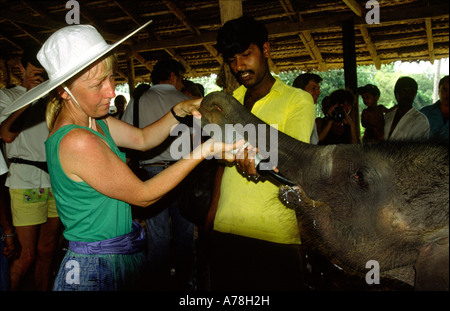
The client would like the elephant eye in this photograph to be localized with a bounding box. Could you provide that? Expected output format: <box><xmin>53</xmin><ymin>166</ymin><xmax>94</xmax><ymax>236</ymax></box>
<box><xmin>352</xmin><ymin>169</ymin><xmax>368</xmax><ymax>189</ymax></box>
<box><xmin>214</xmin><ymin>104</ymin><xmax>223</xmax><ymax>112</ymax></box>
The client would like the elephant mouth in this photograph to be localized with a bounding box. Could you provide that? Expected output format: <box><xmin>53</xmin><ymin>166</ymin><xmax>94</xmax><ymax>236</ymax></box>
<box><xmin>279</xmin><ymin>183</ymin><xmax>323</xmax><ymax>212</ymax></box>
<box><xmin>279</xmin><ymin>185</ymin><xmax>302</xmax><ymax>207</ymax></box>
<box><xmin>262</xmin><ymin>165</ymin><xmax>297</xmax><ymax>187</ymax></box>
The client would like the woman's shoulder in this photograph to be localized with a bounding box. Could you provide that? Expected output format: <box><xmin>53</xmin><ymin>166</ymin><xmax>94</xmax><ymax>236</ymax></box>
<box><xmin>58</xmin><ymin>126</ymin><xmax>106</xmax><ymax>155</ymax></box>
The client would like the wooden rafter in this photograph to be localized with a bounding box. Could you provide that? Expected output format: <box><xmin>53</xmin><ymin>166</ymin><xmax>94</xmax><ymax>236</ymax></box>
<box><xmin>279</xmin><ymin>0</ymin><xmax>328</xmax><ymax>71</ymax></box>
<box><xmin>163</xmin><ymin>0</ymin><xmax>223</xmax><ymax>69</ymax></box>
<box><xmin>0</xmin><ymin>1</ymin><xmax>448</xmax><ymax>83</ymax></box>
<box><xmin>109</xmin><ymin>1</ymin><xmax>154</xmax><ymax>75</ymax></box>
<box><xmin>425</xmin><ymin>18</ymin><xmax>435</xmax><ymax>64</ymax></box>
<box><xmin>0</xmin><ymin>8</ymin><xmax>124</xmax><ymax>43</ymax></box>
<box><xmin>0</xmin><ymin>31</ymin><xmax>23</xmax><ymax>51</ymax></box>
<box><xmin>8</xmin><ymin>21</ymin><xmax>42</xmax><ymax>46</ymax></box>
<box><xmin>113</xmin><ymin>0</ymin><xmax>195</xmax><ymax>77</ymax></box>
<box><xmin>342</xmin><ymin>0</ymin><xmax>364</xmax><ymax>17</ymax></box>
<box><xmin>342</xmin><ymin>0</ymin><xmax>381</xmax><ymax>69</ymax></box>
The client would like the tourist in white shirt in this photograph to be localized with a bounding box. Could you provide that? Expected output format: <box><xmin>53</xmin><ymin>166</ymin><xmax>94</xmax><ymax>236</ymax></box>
<box><xmin>384</xmin><ymin>76</ymin><xmax>430</xmax><ymax>141</ymax></box>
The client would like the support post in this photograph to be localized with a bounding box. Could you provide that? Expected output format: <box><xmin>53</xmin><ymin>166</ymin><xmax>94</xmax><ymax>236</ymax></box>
<box><xmin>126</xmin><ymin>48</ymin><xmax>135</xmax><ymax>95</ymax></box>
<box><xmin>342</xmin><ymin>18</ymin><xmax>361</xmax><ymax>141</ymax></box>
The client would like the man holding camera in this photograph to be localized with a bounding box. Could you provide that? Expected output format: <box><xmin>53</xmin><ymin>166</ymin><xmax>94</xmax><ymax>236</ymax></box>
<box><xmin>0</xmin><ymin>48</ymin><xmax>61</xmax><ymax>291</ymax></box>
<box><xmin>316</xmin><ymin>89</ymin><xmax>360</xmax><ymax>145</ymax></box>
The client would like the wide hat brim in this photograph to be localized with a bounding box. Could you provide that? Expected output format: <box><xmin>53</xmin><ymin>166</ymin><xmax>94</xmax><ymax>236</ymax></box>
<box><xmin>1</xmin><ymin>20</ymin><xmax>152</xmax><ymax>117</ymax></box>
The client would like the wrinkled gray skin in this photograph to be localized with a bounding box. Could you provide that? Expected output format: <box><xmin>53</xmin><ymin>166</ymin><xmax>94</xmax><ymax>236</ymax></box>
<box><xmin>199</xmin><ymin>91</ymin><xmax>449</xmax><ymax>291</ymax></box>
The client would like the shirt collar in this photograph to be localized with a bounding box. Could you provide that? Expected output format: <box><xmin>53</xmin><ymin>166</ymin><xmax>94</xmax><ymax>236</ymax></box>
<box><xmin>234</xmin><ymin>76</ymin><xmax>283</xmax><ymax>100</ymax></box>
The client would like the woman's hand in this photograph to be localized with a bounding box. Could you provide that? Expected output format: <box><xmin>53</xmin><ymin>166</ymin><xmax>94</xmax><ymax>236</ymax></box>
<box><xmin>197</xmin><ymin>138</ymin><xmax>246</xmax><ymax>161</ymax></box>
<box><xmin>172</xmin><ymin>98</ymin><xmax>202</xmax><ymax>119</ymax></box>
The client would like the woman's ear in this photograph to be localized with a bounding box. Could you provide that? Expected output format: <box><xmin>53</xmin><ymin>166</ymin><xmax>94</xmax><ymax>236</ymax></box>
<box><xmin>57</xmin><ymin>86</ymin><xmax>69</xmax><ymax>100</ymax></box>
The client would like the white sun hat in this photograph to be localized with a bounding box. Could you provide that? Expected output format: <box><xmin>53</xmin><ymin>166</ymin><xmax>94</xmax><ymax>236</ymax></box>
<box><xmin>1</xmin><ymin>20</ymin><xmax>152</xmax><ymax>117</ymax></box>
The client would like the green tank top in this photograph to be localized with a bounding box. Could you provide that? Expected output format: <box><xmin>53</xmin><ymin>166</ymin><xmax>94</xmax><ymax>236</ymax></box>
<box><xmin>45</xmin><ymin>119</ymin><xmax>132</xmax><ymax>242</ymax></box>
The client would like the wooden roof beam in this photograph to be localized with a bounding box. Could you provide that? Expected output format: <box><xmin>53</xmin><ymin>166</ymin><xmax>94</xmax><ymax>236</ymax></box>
<box><xmin>111</xmin><ymin>0</ymin><xmax>156</xmax><ymax>73</ymax></box>
<box><xmin>0</xmin><ymin>8</ymin><xmax>123</xmax><ymax>43</ymax></box>
<box><xmin>163</xmin><ymin>0</ymin><xmax>223</xmax><ymax>69</ymax></box>
<box><xmin>342</xmin><ymin>0</ymin><xmax>364</xmax><ymax>17</ymax></box>
<box><xmin>113</xmin><ymin>0</ymin><xmax>198</xmax><ymax>76</ymax></box>
<box><xmin>425</xmin><ymin>18</ymin><xmax>435</xmax><ymax>64</ymax></box>
<box><xmin>359</xmin><ymin>26</ymin><xmax>381</xmax><ymax>69</ymax></box>
<box><xmin>279</xmin><ymin>0</ymin><xmax>327</xmax><ymax>72</ymax></box>
<box><xmin>131</xmin><ymin>3</ymin><xmax>448</xmax><ymax>55</ymax></box>
<box><xmin>342</xmin><ymin>0</ymin><xmax>381</xmax><ymax>69</ymax></box>
<box><xmin>298</xmin><ymin>14</ymin><xmax>328</xmax><ymax>72</ymax></box>
<box><xmin>0</xmin><ymin>32</ymin><xmax>23</xmax><ymax>51</ymax></box>
<box><xmin>8</xmin><ymin>21</ymin><xmax>42</xmax><ymax>46</ymax></box>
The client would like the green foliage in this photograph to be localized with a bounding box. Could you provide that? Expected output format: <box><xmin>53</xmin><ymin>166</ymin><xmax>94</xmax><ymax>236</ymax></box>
<box><xmin>278</xmin><ymin>61</ymin><xmax>446</xmax><ymax>117</ymax></box>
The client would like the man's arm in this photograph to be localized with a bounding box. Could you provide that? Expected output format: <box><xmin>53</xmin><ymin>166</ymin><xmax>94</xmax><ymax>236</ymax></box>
<box><xmin>203</xmin><ymin>164</ymin><xmax>225</xmax><ymax>235</ymax></box>
<box><xmin>0</xmin><ymin>105</ymin><xmax>30</xmax><ymax>143</ymax></box>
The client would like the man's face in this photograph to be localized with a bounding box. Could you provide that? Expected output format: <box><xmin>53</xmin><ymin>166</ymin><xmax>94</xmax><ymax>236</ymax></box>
<box><xmin>439</xmin><ymin>79</ymin><xmax>449</xmax><ymax>118</ymax></box>
<box><xmin>226</xmin><ymin>42</ymin><xmax>270</xmax><ymax>89</ymax></box>
<box><xmin>395</xmin><ymin>86</ymin><xmax>417</xmax><ymax>108</ymax></box>
<box><xmin>439</xmin><ymin>79</ymin><xmax>449</xmax><ymax>107</ymax></box>
<box><xmin>304</xmin><ymin>80</ymin><xmax>321</xmax><ymax>103</ymax></box>
<box><xmin>173</xmin><ymin>73</ymin><xmax>184</xmax><ymax>92</ymax></box>
<box><xmin>361</xmin><ymin>93</ymin><xmax>379</xmax><ymax>107</ymax></box>
<box><xmin>23</xmin><ymin>62</ymin><xmax>47</xmax><ymax>90</ymax></box>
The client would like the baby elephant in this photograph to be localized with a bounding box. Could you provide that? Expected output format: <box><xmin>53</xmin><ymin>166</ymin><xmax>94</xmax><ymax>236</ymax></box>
<box><xmin>198</xmin><ymin>91</ymin><xmax>449</xmax><ymax>291</ymax></box>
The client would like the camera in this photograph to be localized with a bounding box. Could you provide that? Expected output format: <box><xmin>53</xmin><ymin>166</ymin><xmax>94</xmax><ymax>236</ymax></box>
<box><xmin>332</xmin><ymin>103</ymin><xmax>346</xmax><ymax>122</ymax></box>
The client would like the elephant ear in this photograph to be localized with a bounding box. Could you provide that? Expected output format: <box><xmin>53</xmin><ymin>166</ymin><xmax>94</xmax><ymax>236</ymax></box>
<box><xmin>414</xmin><ymin>237</ymin><xmax>449</xmax><ymax>291</ymax></box>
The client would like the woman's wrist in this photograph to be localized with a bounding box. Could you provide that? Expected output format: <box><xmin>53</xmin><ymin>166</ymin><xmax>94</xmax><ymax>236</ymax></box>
<box><xmin>170</xmin><ymin>106</ymin><xmax>185</xmax><ymax>122</ymax></box>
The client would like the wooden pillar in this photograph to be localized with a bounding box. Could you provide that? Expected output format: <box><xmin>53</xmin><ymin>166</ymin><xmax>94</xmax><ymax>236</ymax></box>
<box><xmin>126</xmin><ymin>48</ymin><xmax>135</xmax><ymax>95</ymax></box>
<box><xmin>219</xmin><ymin>0</ymin><xmax>243</xmax><ymax>24</ymax></box>
<box><xmin>217</xmin><ymin>0</ymin><xmax>243</xmax><ymax>94</ymax></box>
<box><xmin>342</xmin><ymin>19</ymin><xmax>358</xmax><ymax>93</ymax></box>
<box><xmin>342</xmin><ymin>18</ymin><xmax>360</xmax><ymax>141</ymax></box>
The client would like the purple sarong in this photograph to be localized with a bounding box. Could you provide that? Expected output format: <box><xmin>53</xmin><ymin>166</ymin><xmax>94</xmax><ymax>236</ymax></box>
<box><xmin>68</xmin><ymin>221</ymin><xmax>145</xmax><ymax>255</ymax></box>
<box><xmin>53</xmin><ymin>221</ymin><xmax>147</xmax><ymax>290</ymax></box>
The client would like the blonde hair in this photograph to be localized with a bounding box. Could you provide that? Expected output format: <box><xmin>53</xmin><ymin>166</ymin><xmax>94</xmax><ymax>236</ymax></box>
<box><xmin>46</xmin><ymin>53</ymin><xmax>118</xmax><ymax>130</ymax></box>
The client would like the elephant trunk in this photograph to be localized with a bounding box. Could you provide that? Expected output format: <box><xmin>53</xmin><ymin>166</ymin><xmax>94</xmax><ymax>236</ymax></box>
<box><xmin>199</xmin><ymin>91</ymin><xmax>333</xmax><ymax>192</ymax></box>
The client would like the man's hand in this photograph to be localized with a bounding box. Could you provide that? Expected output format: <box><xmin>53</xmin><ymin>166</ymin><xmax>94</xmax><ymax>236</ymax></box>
<box><xmin>23</xmin><ymin>65</ymin><xmax>46</xmax><ymax>90</ymax></box>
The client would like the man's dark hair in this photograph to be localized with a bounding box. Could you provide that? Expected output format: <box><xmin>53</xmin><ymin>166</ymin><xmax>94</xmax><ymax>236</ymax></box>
<box><xmin>20</xmin><ymin>46</ymin><xmax>42</xmax><ymax>69</ymax></box>
<box><xmin>151</xmin><ymin>59</ymin><xmax>186</xmax><ymax>85</ymax></box>
<box><xmin>292</xmin><ymin>73</ymin><xmax>322</xmax><ymax>90</ymax></box>
<box><xmin>357</xmin><ymin>84</ymin><xmax>380</xmax><ymax>97</ymax></box>
<box><xmin>394</xmin><ymin>76</ymin><xmax>418</xmax><ymax>95</ymax></box>
<box><xmin>329</xmin><ymin>89</ymin><xmax>355</xmax><ymax>107</ymax></box>
<box><xmin>439</xmin><ymin>75</ymin><xmax>449</xmax><ymax>89</ymax></box>
<box><xmin>216</xmin><ymin>15</ymin><xmax>268</xmax><ymax>59</ymax></box>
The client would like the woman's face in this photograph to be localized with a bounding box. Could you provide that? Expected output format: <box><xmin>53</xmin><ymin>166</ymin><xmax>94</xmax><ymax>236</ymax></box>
<box><xmin>69</xmin><ymin>61</ymin><xmax>116</xmax><ymax>118</ymax></box>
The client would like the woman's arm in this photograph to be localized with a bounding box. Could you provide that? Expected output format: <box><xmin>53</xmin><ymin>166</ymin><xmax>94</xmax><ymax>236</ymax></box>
<box><xmin>58</xmin><ymin>127</ymin><xmax>241</xmax><ymax>207</ymax></box>
<box><xmin>107</xmin><ymin>98</ymin><xmax>202</xmax><ymax>151</ymax></box>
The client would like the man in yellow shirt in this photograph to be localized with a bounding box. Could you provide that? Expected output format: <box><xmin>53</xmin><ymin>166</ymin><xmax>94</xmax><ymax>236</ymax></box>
<box><xmin>207</xmin><ymin>16</ymin><xmax>315</xmax><ymax>290</ymax></box>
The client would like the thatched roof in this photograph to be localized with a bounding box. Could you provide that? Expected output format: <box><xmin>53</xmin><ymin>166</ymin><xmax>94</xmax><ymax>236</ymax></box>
<box><xmin>0</xmin><ymin>0</ymin><xmax>448</xmax><ymax>86</ymax></box>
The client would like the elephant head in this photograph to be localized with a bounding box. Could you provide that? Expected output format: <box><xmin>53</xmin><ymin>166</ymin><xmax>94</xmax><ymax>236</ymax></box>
<box><xmin>198</xmin><ymin>91</ymin><xmax>449</xmax><ymax>291</ymax></box>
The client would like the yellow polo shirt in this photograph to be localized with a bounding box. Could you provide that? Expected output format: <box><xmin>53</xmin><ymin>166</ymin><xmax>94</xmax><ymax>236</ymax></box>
<box><xmin>214</xmin><ymin>77</ymin><xmax>315</xmax><ymax>244</ymax></box>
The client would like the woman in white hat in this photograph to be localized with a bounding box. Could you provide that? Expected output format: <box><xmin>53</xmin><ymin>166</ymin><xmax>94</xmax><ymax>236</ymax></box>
<box><xmin>5</xmin><ymin>22</ymin><xmax>242</xmax><ymax>291</ymax></box>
